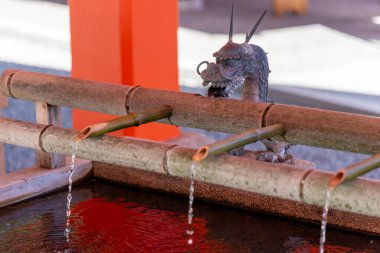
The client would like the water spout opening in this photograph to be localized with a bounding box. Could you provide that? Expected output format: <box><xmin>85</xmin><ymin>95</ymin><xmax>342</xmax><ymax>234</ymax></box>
<box><xmin>329</xmin><ymin>171</ymin><xmax>345</xmax><ymax>189</ymax></box>
<box><xmin>192</xmin><ymin>146</ymin><xmax>209</xmax><ymax>162</ymax></box>
<box><xmin>75</xmin><ymin>127</ymin><xmax>91</xmax><ymax>142</ymax></box>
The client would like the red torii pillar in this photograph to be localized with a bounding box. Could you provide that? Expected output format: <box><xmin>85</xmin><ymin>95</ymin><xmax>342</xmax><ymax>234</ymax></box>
<box><xmin>69</xmin><ymin>0</ymin><xmax>180</xmax><ymax>140</ymax></box>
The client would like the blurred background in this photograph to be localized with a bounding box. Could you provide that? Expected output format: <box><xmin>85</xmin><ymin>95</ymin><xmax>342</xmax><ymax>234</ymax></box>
<box><xmin>1</xmin><ymin>0</ymin><xmax>380</xmax><ymax>176</ymax></box>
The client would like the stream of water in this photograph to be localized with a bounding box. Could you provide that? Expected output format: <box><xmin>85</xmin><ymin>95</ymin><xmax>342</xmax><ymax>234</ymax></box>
<box><xmin>319</xmin><ymin>186</ymin><xmax>334</xmax><ymax>253</ymax></box>
<box><xmin>64</xmin><ymin>141</ymin><xmax>79</xmax><ymax>245</ymax></box>
<box><xmin>187</xmin><ymin>162</ymin><xmax>198</xmax><ymax>245</ymax></box>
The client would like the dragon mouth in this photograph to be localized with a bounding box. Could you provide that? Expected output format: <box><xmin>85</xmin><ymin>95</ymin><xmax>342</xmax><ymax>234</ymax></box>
<box><xmin>203</xmin><ymin>76</ymin><xmax>243</xmax><ymax>88</ymax></box>
<box><xmin>202</xmin><ymin>76</ymin><xmax>244</xmax><ymax>97</ymax></box>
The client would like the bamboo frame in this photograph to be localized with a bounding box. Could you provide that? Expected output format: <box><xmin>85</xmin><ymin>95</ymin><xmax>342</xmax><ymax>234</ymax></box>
<box><xmin>2</xmin><ymin>70</ymin><xmax>380</xmax><ymax>154</ymax></box>
<box><xmin>1</xmin><ymin>117</ymin><xmax>380</xmax><ymax>221</ymax></box>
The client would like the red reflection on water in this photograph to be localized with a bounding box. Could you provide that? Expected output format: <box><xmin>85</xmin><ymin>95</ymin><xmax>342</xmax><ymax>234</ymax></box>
<box><xmin>70</xmin><ymin>198</ymin><xmax>230</xmax><ymax>252</ymax></box>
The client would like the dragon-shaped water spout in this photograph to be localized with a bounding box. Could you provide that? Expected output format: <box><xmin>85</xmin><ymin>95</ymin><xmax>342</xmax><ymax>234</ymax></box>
<box><xmin>197</xmin><ymin>4</ymin><xmax>293</xmax><ymax>163</ymax></box>
<box><xmin>197</xmin><ymin>4</ymin><xmax>269</xmax><ymax>101</ymax></box>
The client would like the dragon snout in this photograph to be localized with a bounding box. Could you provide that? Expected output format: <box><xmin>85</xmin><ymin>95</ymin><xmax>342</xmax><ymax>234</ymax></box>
<box><xmin>197</xmin><ymin>62</ymin><xmax>226</xmax><ymax>86</ymax></box>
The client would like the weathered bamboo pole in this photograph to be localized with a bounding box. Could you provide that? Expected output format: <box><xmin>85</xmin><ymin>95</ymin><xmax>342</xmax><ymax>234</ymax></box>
<box><xmin>75</xmin><ymin>105</ymin><xmax>172</xmax><ymax>141</ymax></box>
<box><xmin>2</xmin><ymin>70</ymin><xmax>380</xmax><ymax>154</ymax></box>
<box><xmin>330</xmin><ymin>152</ymin><xmax>380</xmax><ymax>188</ymax></box>
<box><xmin>1</xmin><ymin>117</ymin><xmax>380</xmax><ymax>220</ymax></box>
<box><xmin>0</xmin><ymin>69</ymin><xmax>132</xmax><ymax>116</ymax></box>
<box><xmin>93</xmin><ymin>162</ymin><xmax>380</xmax><ymax>235</ymax></box>
<box><xmin>264</xmin><ymin>104</ymin><xmax>380</xmax><ymax>154</ymax></box>
<box><xmin>192</xmin><ymin>124</ymin><xmax>285</xmax><ymax>162</ymax></box>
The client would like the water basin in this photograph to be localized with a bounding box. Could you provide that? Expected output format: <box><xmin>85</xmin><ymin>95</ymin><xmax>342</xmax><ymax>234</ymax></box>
<box><xmin>0</xmin><ymin>180</ymin><xmax>379</xmax><ymax>252</ymax></box>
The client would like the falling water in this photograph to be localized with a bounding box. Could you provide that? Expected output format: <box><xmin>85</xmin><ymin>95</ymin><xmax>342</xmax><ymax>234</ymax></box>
<box><xmin>186</xmin><ymin>162</ymin><xmax>198</xmax><ymax>245</ymax></box>
<box><xmin>64</xmin><ymin>141</ymin><xmax>79</xmax><ymax>244</ymax></box>
<box><xmin>319</xmin><ymin>186</ymin><xmax>334</xmax><ymax>253</ymax></box>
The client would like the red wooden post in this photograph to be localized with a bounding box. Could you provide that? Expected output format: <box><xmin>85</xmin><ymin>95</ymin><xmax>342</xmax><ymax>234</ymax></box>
<box><xmin>69</xmin><ymin>0</ymin><xmax>180</xmax><ymax>140</ymax></box>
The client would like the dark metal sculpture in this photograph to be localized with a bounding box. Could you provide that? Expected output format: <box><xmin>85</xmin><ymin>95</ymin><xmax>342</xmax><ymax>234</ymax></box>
<box><xmin>196</xmin><ymin>4</ymin><xmax>294</xmax><ymax>163</ymax></box>
<box><xmin>197</xmin><ymin>4</ymin><xmax>269</xmax><ymax>101</ymax></box>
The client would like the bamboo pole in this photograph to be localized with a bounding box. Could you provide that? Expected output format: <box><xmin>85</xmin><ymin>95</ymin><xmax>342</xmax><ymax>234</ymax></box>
<box><xmin>75</xmin><ymin>105</ymin><xmax>172</xmax><ymax>141</ymax></box>
<box><xmin>2</xmin><ymin>70</ymin><xmax>380</xmax><ymax>154</ymax></box>
<box><xmin>1</xmin><ymin>117</ymin><xmax>380</xmax><ymax>219</ymax></box>
<box><xmin>192</xmin><ymin>124</ymin><xmax>285</xmax><ymax>162</ymax></box>
<box><xmin>93</xmin><ymin>162</ymin><xmax>380</xmax><ymax>235</ymax></box>
<box><xmin>329</xmin><ymin>152</ymin><xmax>380</xmax><ymax>188</ymax></box>
<box><xmin>0</xmin><ymin>69</ymin><xmax>132</xmax><ymax>116</ymax></box>
<box><xmin>264</xmin><ymin>104</ymin><xmax>380</xmax><ymax>154</ymax></box>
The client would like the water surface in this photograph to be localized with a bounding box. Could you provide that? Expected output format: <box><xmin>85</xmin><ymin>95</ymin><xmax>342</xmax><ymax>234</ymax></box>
<box><xmin>0</xmin><ymin>180</ymin><xmax>379</xmax><ymax>252</ymax></box>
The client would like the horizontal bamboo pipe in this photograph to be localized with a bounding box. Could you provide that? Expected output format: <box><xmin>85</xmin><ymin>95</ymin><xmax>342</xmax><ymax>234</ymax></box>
<box><xmin>1</xmin><ymin>117</ymin><xmax>380</xmax><ymax>220</ymax></box>
<box><xmin>93</xmin><ymin>162</ymin><xmax>380</xmax><ymax>235</ymax></box>
<box><xmin>330</xmin><ymin>152</ymin><xmax>380</xmax><ymax>188</ymax></box>
<box><xmin>2</xmin><ymin>70</ymin><xmax>380</xmax><ymax>154</ymax></box>
<box><xmin>75</xmin><ymin>105</ymin><xmax>172</xmax><ymax>141</ymax></box>
<box><xmin>192</xmin><ymin>124</ymin><xmax>285</xmax><ymax>162</ymax></box>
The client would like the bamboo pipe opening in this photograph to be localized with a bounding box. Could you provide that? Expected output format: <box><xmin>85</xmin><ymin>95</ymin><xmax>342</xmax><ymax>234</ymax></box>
<box><xmin>328</xmin><ymin>152</ymin><xmax>380</xmax><ymax>188</ymax></box>
<box><xmin>192</xmin><ymin>146</ymin><xmax>209</xmax><ymax>162</ymax></box>
<box><xmin>75</xmin><ymin>122</ymin><xmax>109</xmax><ymax>142</ymax></box>
<box><xmin>75</xmin><ymin>127</ymin><xmax>91</xmax><ymax>142</ymax></box>
<box><xmin>74</xmin><ymin>106</ymin><xmax>172</xmax><ymax>142</ymax></box>
<box><xmin>329</xmin><ymin>170</ymin><xmax>345</xmax><ymax>189</ymax></box>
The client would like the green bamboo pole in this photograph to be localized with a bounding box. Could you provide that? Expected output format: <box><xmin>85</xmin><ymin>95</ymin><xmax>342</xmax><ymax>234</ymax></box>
<box><xmin>330</xmin><ymin>152</ymin><xmax>380</xmax><ymax>188</ymax></box>
<box><xmin>75</xmin><ymin>105</ymin><xmax>172</xmax><ymax>141</ymax></box>
<box><xmin>192</xmin><ymin>124</ymin><xmax>285</xmax><ymax>162</ymax></box>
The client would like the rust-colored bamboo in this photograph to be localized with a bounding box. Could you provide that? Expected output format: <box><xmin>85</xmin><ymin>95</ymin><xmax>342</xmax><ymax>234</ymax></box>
<box><xmin>2</xmin><ymin>70</ymin><xmax>380</xmax><ymax>154</ymax></box>
<box><xmin>192</xmin><ymin>124</ymin><xmax>285</xmax><ymax>162</ymax></box>
<box><xmin>75</xmin><ymin>105</ymin><xmax>172</xmax><ymax>141</ymax></box>
<box><xmin>329</xmin><ymin>152</ymin><xmax>380</xmax><ymax>188</ymax></box>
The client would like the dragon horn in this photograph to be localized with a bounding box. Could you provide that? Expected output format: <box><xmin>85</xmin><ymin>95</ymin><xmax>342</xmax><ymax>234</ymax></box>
<box><xmin>228</xmin><ymin>2</ymin><xmax>235</xmax><ymax>42</ymax></box>
<box><xmin>245</xmin><ymin>10</ymin><xmax>267</xmax><ymax>43</ymax></box>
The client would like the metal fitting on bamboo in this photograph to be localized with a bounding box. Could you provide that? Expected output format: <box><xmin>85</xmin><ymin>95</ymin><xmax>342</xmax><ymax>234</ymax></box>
<box><xmin>75</xmin><ymin>105</ymin><xmax>172</xmax><ymax>141</ymax></box>
<box><xmin>329</xmin><ymin>152</ymin><xmax>380</xmax><ymax>188</ymax></box>
<box><xmin>192</xmin><ymin>124</ymin><xmax>285</xmax><ymax>162</ymax></box>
